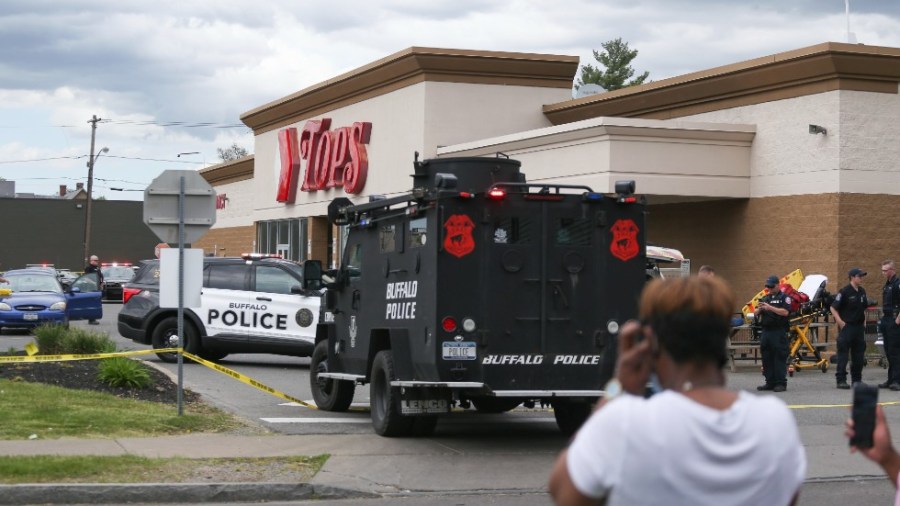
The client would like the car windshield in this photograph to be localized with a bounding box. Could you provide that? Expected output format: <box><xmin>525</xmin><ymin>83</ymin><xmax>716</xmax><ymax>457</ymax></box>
<box><xmin>2</xmin><ymin>273</ymin><xmax>63</xmax><ymax>293</ymax></box>
<box><xmin>102</xmin><ymin>266</ymin><xmax>136</xmax><ymax>279</ymax></box>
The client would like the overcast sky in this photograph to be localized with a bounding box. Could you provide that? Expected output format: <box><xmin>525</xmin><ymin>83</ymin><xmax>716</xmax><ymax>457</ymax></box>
<box><xmin>2</xmin><ymin>0</ymin><xmax>899</xmax><ymax>200</ymax></box>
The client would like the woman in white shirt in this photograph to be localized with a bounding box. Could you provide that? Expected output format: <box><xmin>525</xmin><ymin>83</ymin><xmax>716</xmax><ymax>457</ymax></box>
<box><xmin>549</xmin><ymin>276</ymin><xmax>806</xmax><ymax>506</ymax></box>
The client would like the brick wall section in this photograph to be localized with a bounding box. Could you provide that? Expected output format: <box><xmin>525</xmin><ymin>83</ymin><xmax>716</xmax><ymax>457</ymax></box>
<box><xmin>837</xmin><ymin>193</ymin><xmax>900</xmax><ymax>298</ymax></box>
<box><xmin>648</xmin><ymin>193</ymin><xmax>900</xmax><ymax>306</ymax></box>
<box><xmin>194</xmin><ymin>225</ymin><xmax>256</xmax><ymax>257</ymax></box>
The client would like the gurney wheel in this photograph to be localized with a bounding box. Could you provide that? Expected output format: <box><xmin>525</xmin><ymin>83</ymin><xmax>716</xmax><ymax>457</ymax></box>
<box><xmin>820</xmin><ymin>362</ymin><xmax>828</xmax><ymax>373</ymax></box>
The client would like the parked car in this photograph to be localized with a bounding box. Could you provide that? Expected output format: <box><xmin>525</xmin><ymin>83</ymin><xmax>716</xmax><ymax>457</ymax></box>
<box><xmin>100</xmin><ymin>263</ymin><xmax>136</xmax><ymax>302</ymax></box>
<box><xmin>56</xmin><ymin>269</ymin><xmax>79</xmax><ymax>287</ymax></box>
<box><xmin>117</xmin><ymin>255</ymin><xmax>322</xmax><ymax>362</ymax></box>
<box><xmin>0</xmin><ymin>269</ymin><xmax>103</xmax><ymax>332</ymax></box>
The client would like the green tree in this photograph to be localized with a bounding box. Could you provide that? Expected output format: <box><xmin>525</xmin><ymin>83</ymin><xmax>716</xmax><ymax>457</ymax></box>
<box><xmin>576</xmin><ymin>38</ymin><xmax>650</xmax><ymax>92</ymax></box>
<box><xmin>217</xmin><ymin>143</ymin><xmax>249</xmax><ymax>162</ymax></box>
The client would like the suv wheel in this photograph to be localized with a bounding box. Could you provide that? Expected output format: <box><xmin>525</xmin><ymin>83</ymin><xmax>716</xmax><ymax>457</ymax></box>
<box><xmin>151</xmin><ymin>316</ymin><xmax>199</xmax><ymax>363</ymax></box>
<box><xmin>310</xmin><ymin>341</ymin><xmax>355</xmax><ymax>411</ymax></box>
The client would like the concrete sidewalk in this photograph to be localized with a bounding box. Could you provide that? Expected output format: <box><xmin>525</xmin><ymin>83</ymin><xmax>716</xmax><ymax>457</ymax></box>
<box><xmin>0</xmin><ymin>432</ymin><xmax>562</xmax><ymax>504</ymax></box>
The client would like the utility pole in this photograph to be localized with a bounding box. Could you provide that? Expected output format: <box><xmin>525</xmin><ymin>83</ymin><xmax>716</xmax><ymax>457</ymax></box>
<box><xmin>83</xmin><ymin>115</ymin><xmax>101</xmax><ymax>266</ymax></box>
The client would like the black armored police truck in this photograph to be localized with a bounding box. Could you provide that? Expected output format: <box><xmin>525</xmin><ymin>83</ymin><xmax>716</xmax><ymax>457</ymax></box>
<box><xmin>303</xmin><ymin>155</ymin><xmax>647</xmax><ymax>437</ymax></box>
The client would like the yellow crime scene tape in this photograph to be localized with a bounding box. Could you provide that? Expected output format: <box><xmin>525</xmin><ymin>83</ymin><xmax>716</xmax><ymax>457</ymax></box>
<box><xmin>6</xmin><ymin>345</ymin><xmax>900</xmax><ymax>412</ymax></box>
<box><xmin>0</xmin><ymin>348</ymin><xmax>180</xmax><ymax>363</ymax></box>
<box><xmin>181</xmin><ymin>351</ymin><xmax>331</xmax><ymax>410</ymax></box>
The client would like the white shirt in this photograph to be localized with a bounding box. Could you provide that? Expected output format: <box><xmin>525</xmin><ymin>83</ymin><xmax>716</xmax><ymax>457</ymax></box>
<box><xmin>566</xmin><ymin>390</ymin><xmax>806</xmax><ymax>506</ymax></box>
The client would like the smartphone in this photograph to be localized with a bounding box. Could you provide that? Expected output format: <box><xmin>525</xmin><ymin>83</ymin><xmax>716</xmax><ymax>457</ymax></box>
<box><xmin>851</xmin><ymin>383</ymin><xmax>879</xmax><ymax>449</ymax></box>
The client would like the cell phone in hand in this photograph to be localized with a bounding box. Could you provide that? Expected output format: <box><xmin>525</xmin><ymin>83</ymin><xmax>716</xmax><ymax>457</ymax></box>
<box><xmin>851</xmin><ymin>383</ymin><xmax>879</xmax><ymax>449</ymax></box>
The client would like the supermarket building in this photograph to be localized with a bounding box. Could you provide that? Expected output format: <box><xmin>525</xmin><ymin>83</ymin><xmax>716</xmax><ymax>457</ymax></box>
<box><xmin>196</xmin><ymin>42</ymin><xmax>900</xmax><ymax>299</ymax></box>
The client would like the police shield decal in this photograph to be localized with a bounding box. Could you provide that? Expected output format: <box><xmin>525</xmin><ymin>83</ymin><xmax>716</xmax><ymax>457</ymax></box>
<box><xmin>610</xmin><ymin>219</ymin><xmax>639</xmax><ymax>261</ymax></box>
<box><xmin>443</xmin><ymin>214</ymin><xmax>475</xmax><ymax>258</ymax></box>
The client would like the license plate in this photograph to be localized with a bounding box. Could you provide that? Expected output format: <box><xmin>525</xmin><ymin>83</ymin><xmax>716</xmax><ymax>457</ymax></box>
<box><xmin>401</xmin><ymin>399</ymin><xmax>448</xmax><ymax>414</ymax></box>
<box><xmin>23</xmin><ymin>313</ymin><xmax>38</xmax><ymax>321</ymax></box>
<box><xmin>442</xmin><ymin>341</ymin><xmax>476</xmax><ymax>360</ymax></box>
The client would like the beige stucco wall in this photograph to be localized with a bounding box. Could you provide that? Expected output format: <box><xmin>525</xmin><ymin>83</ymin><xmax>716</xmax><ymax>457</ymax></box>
<box><xmin>249</xmin><ymin>81</ymin><xmax>573</xmax><ymax>222</ymax></box>
<box><xmin>681</xmin><ymin>89</ymin><xmax>900</xmax><ymax>197</ymax></box>
<box><xmin>436</xmin><ymin>117</ymin><xmax>756</xmax><ymax>199</ymax></box>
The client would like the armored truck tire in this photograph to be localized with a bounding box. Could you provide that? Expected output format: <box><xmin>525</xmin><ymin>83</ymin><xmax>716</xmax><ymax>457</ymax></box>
<box><xmin>151</xmin><ymin>316</ymin><xmax>200</xmax><ymax>363</ymax></box>
<box><xmin>470</xmin><ymin>397</ymin><xmax>522</xmax><ymax>413</ymax></box>
<box><xmin>552</xmin><ymin>399</ymin><xmax>594</xmax><ymax>436</ymax></box>
<box><xmin>310</xmin><ymin>340</ymin><xmax>355</xmax><ymax>412</ymax></box>
<box><xmin>370</xmin><ymin>350</ymin><xmax>416</xmax><ymax>437</ymax></box>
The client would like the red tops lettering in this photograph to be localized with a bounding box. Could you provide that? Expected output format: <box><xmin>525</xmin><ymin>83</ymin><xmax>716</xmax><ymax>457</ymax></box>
<box><xmin>276</xmin><ymin>118</ymin><xmax>372</xmax><ymax>203</ymax></box>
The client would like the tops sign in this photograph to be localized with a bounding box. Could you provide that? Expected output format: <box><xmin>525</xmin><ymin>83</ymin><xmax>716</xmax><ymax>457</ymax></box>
<box><xmin>276</xmin><ymin>118</ymin><xmax>372</xmax><ymax>203</ymax></box>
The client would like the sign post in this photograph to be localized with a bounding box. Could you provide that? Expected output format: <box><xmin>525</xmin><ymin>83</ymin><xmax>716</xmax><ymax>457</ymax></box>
<box><xmin>144</xmin><ymin>170</ymin><xmax>216</xmax><ymax>415</ymax></box>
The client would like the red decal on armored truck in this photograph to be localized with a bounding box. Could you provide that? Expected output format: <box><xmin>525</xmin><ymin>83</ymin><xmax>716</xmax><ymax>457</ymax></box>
<box><xmin>610</xmin><ymin>219</ymin><xmax>639</xmax><ymax>261</ymax></box>
<box><xmin>443</xmin><ymin>214</ymin><xmax>475</xmax><ymax>258</ymax></box>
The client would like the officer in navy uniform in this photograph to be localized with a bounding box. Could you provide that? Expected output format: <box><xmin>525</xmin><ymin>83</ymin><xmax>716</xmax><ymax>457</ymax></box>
<box><xmin>880</xmin><ymin>260</ymin><xmax>900</xmax><ymax>390</ymax></box>
<box><xmin>830</xmin><ymin>268</ymin><xmax>869</xmax><ymax>389</ymax></box>
<box><xmin>755</xmin><ymin>275</ymin><xmax>792</xmax><ymax>392</ymax></box>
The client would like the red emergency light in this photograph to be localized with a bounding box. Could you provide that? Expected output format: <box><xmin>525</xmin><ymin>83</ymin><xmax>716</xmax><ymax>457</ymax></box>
<box><xmin>487</xmin><ymin>189</ymin><xmax>506</xmax><ymax>200</ymax></box>
<box><xmin>441</xmin><ymin>316</ymin><xmax>457</xmax><ymax>333</ymax></box>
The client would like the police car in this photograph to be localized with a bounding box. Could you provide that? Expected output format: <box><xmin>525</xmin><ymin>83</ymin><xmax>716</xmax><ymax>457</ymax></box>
<box><xmin>117</xmin><ymin>254</ymin><xmax>323</xmax><ymax>362</ymax></box>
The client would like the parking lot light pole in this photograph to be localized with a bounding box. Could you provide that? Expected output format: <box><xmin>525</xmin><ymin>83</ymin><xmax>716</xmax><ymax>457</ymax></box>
<box><xmin>82</xmin><ymin>114</ymin><xmax>109</xmax><ymax>266</ymax></box>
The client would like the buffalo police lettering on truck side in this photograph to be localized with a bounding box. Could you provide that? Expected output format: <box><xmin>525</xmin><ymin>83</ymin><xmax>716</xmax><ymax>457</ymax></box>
<box><xmin>385</xmin><ymin>281</ymin><xmax>417</xmax><ymax>320</ymax></box>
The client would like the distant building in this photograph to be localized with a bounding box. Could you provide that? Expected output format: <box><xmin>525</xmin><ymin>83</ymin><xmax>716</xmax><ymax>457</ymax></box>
<box><xmin>0</xmin><ymin>186</ymin><xmax>160</xmax><ymax>271</ymax></box>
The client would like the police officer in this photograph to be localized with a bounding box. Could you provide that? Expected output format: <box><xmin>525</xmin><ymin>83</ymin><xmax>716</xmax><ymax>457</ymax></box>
<box><xmin>881</xmin><ymin>260</ymin><xmax>900</xmax><ymax>390</ymax></box>
<box><xmin>83</xmin><ymin>255</ymin><xmax>103</xmax><ymax>325</ymax></box>
<box><xmin>755</xmin><ymin>275</ymin><xmax>792</xmax><ymax>392</ymax></box>
<box><xmin>830</xmin><ymin>268</ymin><xmax>869</xmax><ymax>389</ymax></box>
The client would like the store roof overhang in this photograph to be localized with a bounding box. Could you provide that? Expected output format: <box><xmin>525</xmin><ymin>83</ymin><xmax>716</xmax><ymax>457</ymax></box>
<box><xmin>436</xmin><ymin>117</ymin><xmax>756</xmax><ymax>204</ymax></box>
<box><xmin>240</xmin><ymin>47</ymin><xmax>580</xmax><ymax>134</ymax></box>
<box><xmin>543</xmin><ymin>42</ymin><xmax>900</xmax><ymax>123</ymax></box>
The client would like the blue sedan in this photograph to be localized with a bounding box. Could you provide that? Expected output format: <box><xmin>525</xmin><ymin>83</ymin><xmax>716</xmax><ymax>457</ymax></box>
<box><xmin>0</xmin><ymin>269</ymin><xmax>103</xmax><ymax>331</ymax></box>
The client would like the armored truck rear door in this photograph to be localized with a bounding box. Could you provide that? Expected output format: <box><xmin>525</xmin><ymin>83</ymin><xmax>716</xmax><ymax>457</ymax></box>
<box><xmin>478</xmin><ymin>193</ymin><xmax>644</xmax><ymax>392</ymax></box>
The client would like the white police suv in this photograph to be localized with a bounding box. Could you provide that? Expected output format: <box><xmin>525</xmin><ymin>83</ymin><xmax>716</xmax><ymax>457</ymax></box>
<box><xmin>117</xmin><ymin>254</ymin><xmax>323</xmax><ymax>362</ymax></box>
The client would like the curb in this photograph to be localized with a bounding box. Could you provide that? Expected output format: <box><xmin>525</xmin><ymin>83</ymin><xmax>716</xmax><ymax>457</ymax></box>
<box><xmin>0</xmin><ymin>482</ymin><xmax>379</xmax><ymax>505</ymax></box>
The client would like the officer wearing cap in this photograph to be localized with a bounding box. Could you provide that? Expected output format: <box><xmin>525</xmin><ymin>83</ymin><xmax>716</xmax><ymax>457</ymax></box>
<box><xmin>830</xmin><ymin>268</ymin><xmax>869</xmax><ymax>389</ymax></box>
<box><xmin>880</xmin><ymin>260</ymin><xmax>900</xmax><ymax>390</ymax></box>
<box><xmin>754</xmin><ymin>275</ymin><xmax>792</xmax><ymax>392</ymax></box>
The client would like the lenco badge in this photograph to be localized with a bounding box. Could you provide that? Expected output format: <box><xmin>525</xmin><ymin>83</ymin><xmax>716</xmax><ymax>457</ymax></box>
<box><xmin>296</xmin><ymin>308</ymin><xmax>314</xmax><ymax>327</ymax></box>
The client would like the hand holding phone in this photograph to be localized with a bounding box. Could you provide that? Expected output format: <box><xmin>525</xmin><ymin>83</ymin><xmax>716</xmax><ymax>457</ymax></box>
<box><xmin>851</xmin><ymin>383</ymin><xmax>879</xmax><ymax>449</ymax></box>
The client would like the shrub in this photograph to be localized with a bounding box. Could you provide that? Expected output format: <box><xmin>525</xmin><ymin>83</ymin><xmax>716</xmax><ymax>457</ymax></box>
<box><xmin>33</xmin><ymin>324</ymin><xmax>70</xmax><ymax>355</ymax></box>
<box><xmin>97</xmin><ymin>357</ymin><xmax>152</xmax><ymax>389</ymax></box>
<box><xmin>64</xmin><ymin>328</ymin><xmax>116</xmax><ymax>355</ymax></box>
<box><xmin>33</xmin><ymin>325</ymin><xmax>116</xmax><ymax>355</ymax></box>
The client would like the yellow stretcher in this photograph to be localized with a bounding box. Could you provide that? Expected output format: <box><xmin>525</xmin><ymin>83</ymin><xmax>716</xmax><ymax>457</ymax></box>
<box><xmin>741</xmin><ymin>269</ymin><xmax>830</xmax><ymax>376</ymax></box>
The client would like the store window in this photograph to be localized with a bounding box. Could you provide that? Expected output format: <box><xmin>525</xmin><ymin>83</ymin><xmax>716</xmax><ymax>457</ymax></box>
<box><xmin>256</xmin><ymin>218</ymin><xmax>308</xmax><ymax>261</ymax></box>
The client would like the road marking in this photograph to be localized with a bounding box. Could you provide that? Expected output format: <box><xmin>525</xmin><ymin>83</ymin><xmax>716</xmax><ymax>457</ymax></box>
<box><xmin>261</xmin><ymin>417</ymin><xmax>371</xmax><ymax>424</ymax></box>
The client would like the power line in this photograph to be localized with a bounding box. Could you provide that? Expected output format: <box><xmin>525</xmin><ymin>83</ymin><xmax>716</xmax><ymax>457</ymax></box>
<box><xmin>0</xmin><ymin>119</ymin><xmax>249</xmax><ymax>129</ymax></box>
<box><xmin>0</xmin><ymin>155</ymin><xmax>82</xmax><ymax>164</ymax></box>
<box><xmin>0</xmin><ymin>154</ymin><xmax>211</xmax><ymax>165</ymax></box>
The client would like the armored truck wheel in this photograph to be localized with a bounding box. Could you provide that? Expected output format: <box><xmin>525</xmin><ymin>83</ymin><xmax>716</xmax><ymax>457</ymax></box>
<box><xmin>310</xmin><ymin>340</ymin><xmax>355</xmax><ymax>411</ymax></box>
<box><xmin>470</xmin><ymin>397</ymin><xmax>522</xmax><ymax>413</ymax></box>
<box><xmin>152</xmin><ymin>316</ymin><xmax>199</xmax><ymax>363</ymax></box>
<box><xmin>370</xmin><ymin>350</ymin><xmax>415</xmax><ymax>437</ymax></box>
<box><xmin>552</xmin><ymin>400</ymin><xmax>594</xmax><ymax>436</ymax></box>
